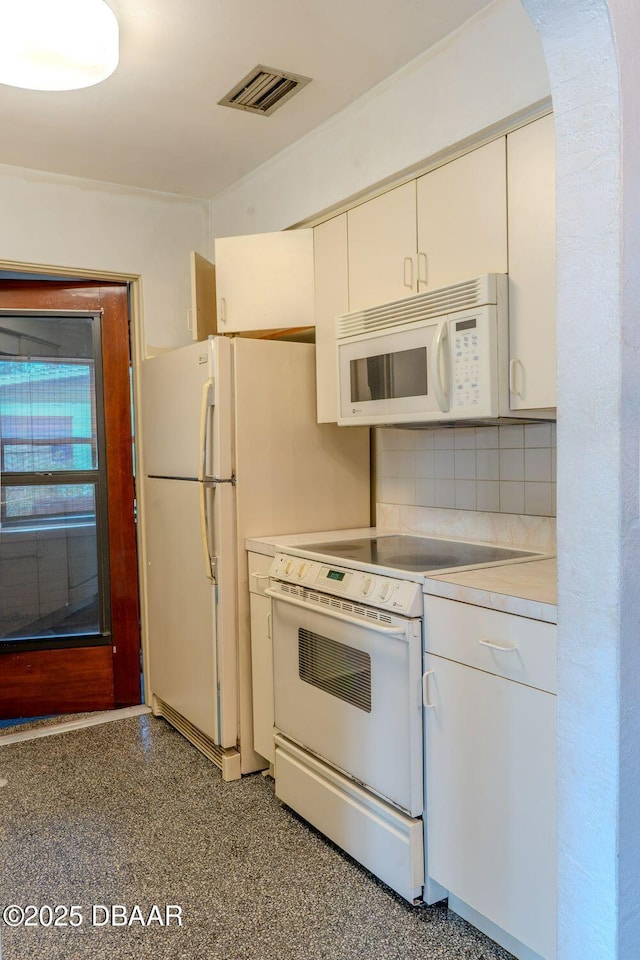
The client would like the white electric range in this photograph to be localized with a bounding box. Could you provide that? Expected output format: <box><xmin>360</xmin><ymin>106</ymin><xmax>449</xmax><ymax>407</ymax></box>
<box><xmin>266</xmin><ymin>531</ymin><xmax>548</xmax><ymax>903</ymax></box>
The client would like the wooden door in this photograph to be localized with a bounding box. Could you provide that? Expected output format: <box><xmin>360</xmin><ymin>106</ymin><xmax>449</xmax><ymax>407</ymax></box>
<box><xmin>0</xmin><ymin>280</ymin><xmax>140</xmax><ymax>717</ymax></box>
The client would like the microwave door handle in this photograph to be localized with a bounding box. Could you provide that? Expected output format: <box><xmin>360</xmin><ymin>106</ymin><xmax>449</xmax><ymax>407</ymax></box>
<box><xmin>198</xmin><ymin>378</ymin><xmax>215</xmax><ymax>482</ymax></box>
<box><xmin>431</xmin><ymin>321</ymin><xmax>451</xmax><ymax>413</ymax></box>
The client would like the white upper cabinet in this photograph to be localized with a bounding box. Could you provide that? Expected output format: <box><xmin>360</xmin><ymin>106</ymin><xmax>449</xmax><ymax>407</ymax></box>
<box><xmin>346</xmin><ymin>142</ymin><xmax>507</xmax><ymax>316</ymax></box>
<box><xmin>314</xmin><ymin>213</ymin><xmax>349</xmax><ymax>424</ymax></box>
<box><xmin>311</xmin><ymin>118</ymin><xmax>556</xmax><ymax>424</ymax></box>
<box><xmin>189</xmin><ymin>250</ymin><xmax>217</xmax><ymax>341</ymax></box>
<box><xmin>507</xmin><ymin>114</ymin><xmax>557</xmax><ymax>412</ymax></box>
<box><xmin>214</xmin><ymin>229</ymin><xmax>315</xmax><ymax>333</ymax></box>
<box><xmin>416</xmin><ymin>138</ymin><xmax>507</xmax><ymax>291</ymax></box>
<box><xmin>347</xmin><ymin>181</ymin><xmax>417</xmax><ymax>311</ymax></box>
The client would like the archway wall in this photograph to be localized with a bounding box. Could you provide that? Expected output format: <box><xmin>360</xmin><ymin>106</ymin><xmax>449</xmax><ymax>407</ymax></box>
<box><xmin>521</xmin><ymin>0</ymin><xmax>640</xmax><ymax>956</ymax></box>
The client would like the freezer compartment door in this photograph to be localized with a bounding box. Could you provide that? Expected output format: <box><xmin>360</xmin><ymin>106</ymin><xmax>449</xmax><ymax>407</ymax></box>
<box><xmin>140</xmin><ymin>337</ymin><xmax>232</xmax><ymax>480</ymax></box>
<box><xmin>143</xmin><ymin>477</ymin><xmax>237</xmax><ymax>747</ymax></box>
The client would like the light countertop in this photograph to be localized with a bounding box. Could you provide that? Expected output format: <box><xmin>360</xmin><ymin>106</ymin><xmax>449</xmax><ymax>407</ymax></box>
<box><xmin>246</xmin><ymin>527</ymin><xmax>377</xmax><ymax>557</ymax></box>
<box><xmin>425</xmin><ymin>557</ymin><xmax>557</xmax><ymax>624</ymax></box>
<box><xmin>246</xmin><ymin>529</ymin><xmax>557</xmax><ymax>624</ymax></box>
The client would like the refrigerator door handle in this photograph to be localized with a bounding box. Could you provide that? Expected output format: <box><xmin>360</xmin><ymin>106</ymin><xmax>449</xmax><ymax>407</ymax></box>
<box><xmin>199</xmin><ymin>481</ymin><xmax>217</xmax><ymax>583</ymax></box>
<box><xmin>198</xmin><ymin>378</ymin><xmax>215</xmax><ymax>482</ymax></box>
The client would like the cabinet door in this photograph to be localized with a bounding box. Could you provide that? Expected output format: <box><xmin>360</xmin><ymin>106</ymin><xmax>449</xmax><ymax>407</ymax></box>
<box><xmin>189</xmin><ymin>251</ymin><xmax>217</xmax><ymax>340</ymax></box>
<box><xmin>314</xmin><ymin>213</ymin><xmax>349</xmax><ymax>423</ymax></box>
<box><xmin>347</xmin><ymin>181</ymin><xmax>417</xmax><ymax>311</ymax></box>
<box><xmin>507</xmin><ymin>115</ymin><xmax>557</xmax><ymax>411</ymax></box>
<box><xmin>248</xmin><ymin>550</ymin><xmax>274</xmax><ymax>763</ymax></box>
<box><xmin>416</xmin><ymin>138</ymin><xmax>507</xmax><ymax>291</ymax></box>
<box><xmin>424</xmin><ymin>653</ymin><xmax>556</xmax><ymax>960</ymax></box>
<box><xmin>215</xmin><ymin>229</ymin><xmax>314</xmax><ymax>332</ymax></box>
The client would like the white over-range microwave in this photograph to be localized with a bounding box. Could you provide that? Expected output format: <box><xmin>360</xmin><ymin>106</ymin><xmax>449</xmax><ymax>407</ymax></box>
<box><xmin>337</xmin><ymin>274</ymin><xmax>520</xmax><ymax>427</ymax></box>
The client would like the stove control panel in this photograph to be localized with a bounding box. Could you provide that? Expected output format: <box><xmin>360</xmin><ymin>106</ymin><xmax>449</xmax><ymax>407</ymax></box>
<box><xmin>269</xmin><ymin>553</ymin><xmax>423</xmax><ymax>617</ymax></box>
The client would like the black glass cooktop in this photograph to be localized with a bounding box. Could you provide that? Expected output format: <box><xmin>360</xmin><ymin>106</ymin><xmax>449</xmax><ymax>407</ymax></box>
<box><xmin>300</xmin><ymin>535</ymin><xmax>539</xmax><ymax>574</ymax></box>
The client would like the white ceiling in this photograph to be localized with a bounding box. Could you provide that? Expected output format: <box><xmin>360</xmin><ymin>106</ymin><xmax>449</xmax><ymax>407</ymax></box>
<box><xmin>0</xmin><ymin>0</ymin><xmax>492</xmax><ymax>199</ymax></box>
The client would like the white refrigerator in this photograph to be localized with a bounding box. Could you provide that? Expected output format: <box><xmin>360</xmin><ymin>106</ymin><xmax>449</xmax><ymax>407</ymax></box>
<box><xmin>139</xmin><ymin>336</ymin><xmax>370</xmax><ymax>778</ymax></box>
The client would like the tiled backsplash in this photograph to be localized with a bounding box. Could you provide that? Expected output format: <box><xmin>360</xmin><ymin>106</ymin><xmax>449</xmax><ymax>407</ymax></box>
<box><xmin>376</xmin><ymin>423</ymin><xmax>556</xmax><ymax>517</ymax></box>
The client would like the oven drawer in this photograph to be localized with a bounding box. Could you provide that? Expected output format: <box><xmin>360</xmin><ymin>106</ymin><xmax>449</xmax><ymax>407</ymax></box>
<box><xmin>275</xmin><ymin>734</ymin><xmax>424</xmax><ymax>903</ymax></box>
<box><xmin>424</xmin><ymin>595</ymin><xmax>556</xmax><ymax>693</ymax></box>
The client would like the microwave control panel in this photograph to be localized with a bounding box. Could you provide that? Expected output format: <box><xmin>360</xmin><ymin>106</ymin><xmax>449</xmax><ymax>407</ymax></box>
<box><xmin>448</xmin><ymin>308</ymin><xmax>497</xmax><ymax>417</ymax></box>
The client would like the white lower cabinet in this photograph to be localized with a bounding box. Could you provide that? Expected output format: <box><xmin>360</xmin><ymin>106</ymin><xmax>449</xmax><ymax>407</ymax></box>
<box><xmin>248</xmin><ymin>551</ymin><xmax>275</xmax><ymax>764</ymax></box>
<box><xmin>424</xmin><ymin>596</ymin><xmax>556</xmax><ymax>960</ymax></box>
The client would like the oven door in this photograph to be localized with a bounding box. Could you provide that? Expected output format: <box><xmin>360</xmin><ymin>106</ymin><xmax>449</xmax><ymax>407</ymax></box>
<box><xmin>267</xmin><ymin>583</ymin><xmax>424</xmax><ymax>816</ymax></box>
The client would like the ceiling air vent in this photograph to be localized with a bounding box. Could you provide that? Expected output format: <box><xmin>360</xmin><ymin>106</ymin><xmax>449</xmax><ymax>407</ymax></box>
<box><xmin>218</xmin><ymin>65</ymin><xmax>311</xmax><ymax>116</ymax></box>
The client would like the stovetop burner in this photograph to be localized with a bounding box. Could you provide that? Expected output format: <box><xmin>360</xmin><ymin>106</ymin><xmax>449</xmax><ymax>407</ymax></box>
<box><xmin>299</xmin><ymin>534</ymin><xmax>538</xmax><ymax>574</ymax></box>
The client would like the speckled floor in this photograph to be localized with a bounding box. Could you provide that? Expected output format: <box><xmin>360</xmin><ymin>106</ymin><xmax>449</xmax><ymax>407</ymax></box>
<box><xmin>0</xmin><ymin>715</ymin><xmax>514</xmax><ymax>960</ymax></box>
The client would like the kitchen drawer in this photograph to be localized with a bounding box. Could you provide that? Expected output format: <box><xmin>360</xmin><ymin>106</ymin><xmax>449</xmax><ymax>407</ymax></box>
<box><xmin>275</xmin><ymin>734</ymin><xmax>424</xmax><ymax>903</ymax></box>
<box><xmin>424</xmin><ymin>595</ymin><xmax>556</xmax><ymax>694</ymax></box>
<box><xmin>248</xmin><ymin>551</ymin><xmax>273</xmax><ymax>596</ymax></box>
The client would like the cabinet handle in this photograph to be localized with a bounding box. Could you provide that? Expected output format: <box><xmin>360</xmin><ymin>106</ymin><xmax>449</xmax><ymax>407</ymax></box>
<box><xmin>422</xmin><ymin>669</ymin><xmax>436</xmax><ymax>708</ymax></box>
<box><xmin>509</xmin><ymin>358</ymin><xmax>524</xmax><ymax>398</ymax></box>
<box><xmin>403</xmin><ymin>256</ymin><xmax>414</xmax><ymax>289</ymax></box>
<box><xmin>417</xmin><ymin>251</ymin><xmax>428</xmax><ymax>286</ymax></box>
<box><xmin>220</xmin><ymin>296</ymin><xmax>227</xmax><ymax>325</ymax></box>
<box><xmin>267</xmin><ymin>612</ymin><xmax>272</xmax><ymax>641</ymax></box>
<box><xmin>187</xmin><ymin>308</ymin><xmax>193</xmax><ymax>332</ymax></box>
<box><xmin>478</xmin><ymin>637</ymin><xmax>517</xmax><ymax>652</ymax></box>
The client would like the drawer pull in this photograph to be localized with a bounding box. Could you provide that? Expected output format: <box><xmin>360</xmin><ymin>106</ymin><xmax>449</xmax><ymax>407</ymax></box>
<box><xmin>478</xmin><ymin>637</ymin><xmax>517</xmax><ymax>653</ymax></box>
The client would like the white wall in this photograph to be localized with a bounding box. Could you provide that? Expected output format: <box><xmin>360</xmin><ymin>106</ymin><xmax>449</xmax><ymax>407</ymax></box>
<box><xmin>0</xmin><ymin>163</ymin><xmax>211</xmax><ymax>352</ymax></box>
<box><xmin>211</xmin><ymin>0</ymin><xmax>550</xmax><ymax>237</ymax></box>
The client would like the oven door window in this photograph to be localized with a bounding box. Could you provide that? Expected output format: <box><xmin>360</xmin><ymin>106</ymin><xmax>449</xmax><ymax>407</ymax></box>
<box><xmin>298</xmin><ymin>627</ymin><xmax>371</xmax><ymax>712</ymax></box>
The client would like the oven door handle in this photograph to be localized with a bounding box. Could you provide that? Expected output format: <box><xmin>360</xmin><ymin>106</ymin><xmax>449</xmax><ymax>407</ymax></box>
<box><xmin>264</xmin><ymin>587</ymin><xmax>409</xmax><ymax>636</ymax></box>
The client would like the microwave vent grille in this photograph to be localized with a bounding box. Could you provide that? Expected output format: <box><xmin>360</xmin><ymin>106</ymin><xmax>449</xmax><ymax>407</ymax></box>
<box><xmin>336</xmin><ymin>274</ymin><xmax>499</xmax><ymax>339</ymax></box>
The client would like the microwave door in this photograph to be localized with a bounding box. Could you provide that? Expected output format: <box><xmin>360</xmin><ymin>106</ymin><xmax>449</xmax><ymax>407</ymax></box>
<box><xmin>338</xmin><ymin>322</ymin><xmax>442</xmax><ymax>425</ymax></box>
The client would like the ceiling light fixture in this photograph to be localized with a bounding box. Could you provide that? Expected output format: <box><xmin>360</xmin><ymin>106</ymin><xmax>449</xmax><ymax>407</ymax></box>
<box><xmin>0</xmin><ymin>0</ymin><xmax>119</xmax><ymax>91</ymax></box>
